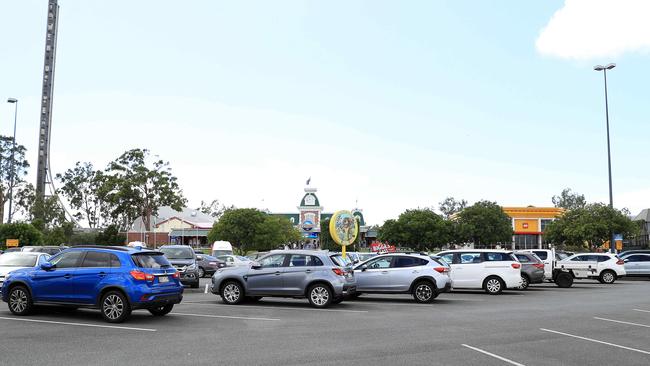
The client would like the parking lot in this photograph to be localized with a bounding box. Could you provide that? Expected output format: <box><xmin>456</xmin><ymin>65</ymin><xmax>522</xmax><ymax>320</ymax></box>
<box><xmin>2</xmin><ymin>278</ymin><xmax>650</xmax><ymax>366</ymax></box>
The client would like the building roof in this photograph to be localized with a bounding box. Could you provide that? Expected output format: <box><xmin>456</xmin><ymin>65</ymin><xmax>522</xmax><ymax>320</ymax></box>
<box><xmin>502</xmin><ymin>206</ymin><xmax>564</xmax><ymax>219</ymax></box>
<box><xmin>130</xmin><ymin>206</ymin><xmax>216</xmax><ymax>232</ymax></box>
<box><xmin>634</xmin><ymin>209</ymin><xmax>650</xmax><ymax>222</ymax></box>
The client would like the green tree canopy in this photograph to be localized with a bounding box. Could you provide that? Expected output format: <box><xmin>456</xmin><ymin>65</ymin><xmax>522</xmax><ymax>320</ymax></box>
<box><xmin>96</xmin><ymin>224</ymin><xmax>127</xmax><ymax>246</ymax></box>
<box><xmin>0</xmin><ymin>136</ymin><xmax>30</xmax><ymax>224</ymax></box>
<box><xmin>438</xmin><ymin>197</ymin><xmax>467</xmax><ymax>219</ymax></box>
<box><xmin>56</xmin><ymin>162</ymin><xmax>106</xmax><ymax>228</ymax></box>
<box><xmin>544</xmin><ymin>203</ymin><xmax>639</xmax><ymax>250</ymax></box>
<box><xmin>552</xmin><ymin>188</ymin><xmax>587</xmax><ymax>210</ymax></box>
<box><xmin>0</xmin><ymin>223</ymin><xmax>43</xmax><ymax>247</ymax></box>
<box><xmin>456</xmin><ymin>200</ymin><xmax>512</xmax><ymax>247</ymax></box>
<box><xmin>207</xmin><ymin>209</ymin><xmax>300</xmax><ymax>254</ymax></box>
<box><xmin>378</xmin><ymin>208</ymin><xmax>452</xmax><ymax>251</ymax></box>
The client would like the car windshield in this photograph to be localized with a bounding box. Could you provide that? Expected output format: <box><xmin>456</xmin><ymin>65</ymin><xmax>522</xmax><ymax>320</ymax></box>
<box><xmin>160</xmin><ymin>247</ymin><xmax>194</xmax><ymax>259</ymax></box>
<box><xmin>131</xmin><ymin>253</ymin><xmax>172</xmax><ymax>268</ymax></box>
<box><xmin>0</xmin><ymin>253</ymin><xmax>38</xmax><ymax>267</ymax></box>
<box><xmin>236</xmin><ymin>256</ymin><xmax>250</xmax><ymax>261</ymax></box>
<box><xmin>556</xmin><ymin>252</ymin><xmax>570</xmax><ymax>260</ymax></box>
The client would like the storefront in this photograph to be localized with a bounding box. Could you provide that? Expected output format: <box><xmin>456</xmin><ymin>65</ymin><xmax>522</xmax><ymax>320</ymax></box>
<box><xmin>502</xmin><ymin>207</ymin><xmax>564</xmax><ymax>249</ymax></box>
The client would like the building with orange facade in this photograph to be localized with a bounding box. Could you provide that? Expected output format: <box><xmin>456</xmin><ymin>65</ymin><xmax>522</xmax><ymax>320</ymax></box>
<box><xmin>502</xmin><ymin>207</ymin><xmax>564</xmax><ymax>249</ymax></box>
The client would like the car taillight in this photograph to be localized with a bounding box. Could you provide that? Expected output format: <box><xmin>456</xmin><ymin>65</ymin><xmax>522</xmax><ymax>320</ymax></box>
<box><xmin>511</xmin><ymin>263</ymin><xmax>521</xmax><ymax>269</ymax></box>
<box><xmin>616</xmin><ymin>259</ymin><xmax>625</xmax><ymax>265</ymax></box>
<box><xmin>172</xmin><ymin>272</ymin><xmax>180</xmax><ymax>279</ymax></box>
<box><xmin>332</xmin><ymin>268</ymin><xmax>345</xmax><ymax>276</ymax></box>
<box><xmin>130</xmin><ymin>270</ymin><xmax>154</xmax><ymax>281</ymax></box>
<box><xmin>434</xmin><ymin>267</ymin><xmax>449</xmax><ymax>273</ymax></box>
<box><xmin>533</xmin><ymin>263</ymin><xmax>545</xmax><ymax>269</ymax></box>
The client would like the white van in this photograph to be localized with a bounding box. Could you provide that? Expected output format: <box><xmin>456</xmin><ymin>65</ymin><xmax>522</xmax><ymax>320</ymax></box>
<box><xmin>212</xmin><ymin>241</ymin><xmax>233</xmax><ymax>257</ymax></box>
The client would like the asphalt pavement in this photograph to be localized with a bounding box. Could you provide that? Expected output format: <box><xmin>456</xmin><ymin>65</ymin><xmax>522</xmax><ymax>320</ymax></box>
<box><xmin>2</xmin><ymin>278</ymin><xmax>650</xmax><ymax>366</ymax></box>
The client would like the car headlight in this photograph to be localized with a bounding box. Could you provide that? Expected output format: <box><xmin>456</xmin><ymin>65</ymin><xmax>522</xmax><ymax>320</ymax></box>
<box><xmin>187</xmin><ymin>264</ymin><xmax>197</xmax><ymax>270</ymax></box>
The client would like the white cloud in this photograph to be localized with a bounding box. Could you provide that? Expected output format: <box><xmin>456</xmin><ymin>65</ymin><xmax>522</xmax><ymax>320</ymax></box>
<box><xmin>536</xmin><ymin>0</ymin><xmax>650</xmax><ymax>59</ymax></box>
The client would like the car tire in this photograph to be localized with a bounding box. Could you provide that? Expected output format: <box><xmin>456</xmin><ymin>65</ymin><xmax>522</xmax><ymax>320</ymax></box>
<box><xmin>8</xmin><ymin>285</ymin><xmax>33</xmax><ymax>316</ymax></box>
<box><xmin>307</xmin><ymin>283</ymin><xmax>333</xmax><ymax>308</ymax></box>
<box><xmin>221</xmin><ymin>281</ymin><xmax>244</xmax><ymax>305</ymax></box>
<box><xmin>148</xmin><ymin>304</ymin><xmax>174</xmax><ymax>316</ymax></box>
<box><xmin>100</xmin><ymin>291</ymin><xmax>132</xmax><ymax>323</ymax></box>
<box><xmin>198</xmin><ymin>267</ymin><xmax>205</xmax><ymax>278</ymax></box>
<box><xmin>600</xmin><ymin>270</ymin><xmax>616</xmax><ymax>284</ymax></box>
<box><xmin>518</xmin><ymin>275</ymin><xmax>530</xmax><ymax>290</ymax></box>
<box><xmin>555</xmin><ymin>272</ymin><xmax>573</xmax><ymax>288</ymax></box>
<box><xmin>412</xmin><ymin>281</ymin><xmax>436</xmax><ymax>303</ymax></box>
<box><xmin>483</xmin><ymin>276</ymin><xmax>505</xmax><ymax>295</ymax></box>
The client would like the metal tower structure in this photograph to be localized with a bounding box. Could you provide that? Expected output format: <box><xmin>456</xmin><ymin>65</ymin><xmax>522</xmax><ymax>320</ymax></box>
<box><xmin>36</xmin><ymin>0</ymin><xmax>59</xmax><ymax>199</ymax></box>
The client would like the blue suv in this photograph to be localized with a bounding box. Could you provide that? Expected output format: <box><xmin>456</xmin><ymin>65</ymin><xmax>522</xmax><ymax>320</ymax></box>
<box><xmin>1</xmin><ymin>246</ymin><xmax>184</xmax><ymax>323</ymax></box>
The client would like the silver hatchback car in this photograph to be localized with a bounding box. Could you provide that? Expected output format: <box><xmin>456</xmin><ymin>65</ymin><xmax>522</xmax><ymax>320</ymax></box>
<box><xmin>353</xmin><ymin>253</ymin><xmax>452</xmax><ymax>303</ymax></box>
<box><xmin>211</xmin><ymin>250</ymin><xmax>356</xmax><ymax>308</ymax></box>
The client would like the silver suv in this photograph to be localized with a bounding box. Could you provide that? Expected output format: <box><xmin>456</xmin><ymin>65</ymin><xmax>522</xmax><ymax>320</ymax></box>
<box><xmin>352</xmin><ymin>253</ymin><xmax>452</xmax><ymax>303</ymax></box>
<box><xmin>210</xmin><ymin>250</ymin><xmax>356</xmax><ymax>308</ymax></box>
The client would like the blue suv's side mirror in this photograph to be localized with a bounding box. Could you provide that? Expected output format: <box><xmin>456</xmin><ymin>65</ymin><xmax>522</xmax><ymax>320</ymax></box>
<box><xmin>40</xmin><ymin>262</ymin><xmax>54</xmax><ymax>271</ymax></box>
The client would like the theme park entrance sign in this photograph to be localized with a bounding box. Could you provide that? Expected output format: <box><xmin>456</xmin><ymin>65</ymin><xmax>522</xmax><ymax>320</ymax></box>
<box><xmin>370</xmin><ymin>242</ymin><xmax>396</xmax><ymax>253</ymax></box>
<box><xmin>329</xmin><ymin>210</ymin><xmax>359</xmax><ymax>259</ymax></box>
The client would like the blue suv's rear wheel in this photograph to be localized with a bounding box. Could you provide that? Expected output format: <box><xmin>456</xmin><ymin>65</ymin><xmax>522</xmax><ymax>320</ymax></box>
<box><xmin>8</xmin><ymin>286</ymin><xmax>33</xmax><ymax>316</ymax></box>
<box><xmin>101</xmin><ymin>291</ymin><xmax>132</xmax><ymax>323</ymax></box>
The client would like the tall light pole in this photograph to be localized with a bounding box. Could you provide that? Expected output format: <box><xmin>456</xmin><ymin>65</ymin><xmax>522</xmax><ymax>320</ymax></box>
<box><xmin>6</xmin><ymin>98</ymin><xmax>18</xmax><ymax>223</ymax></box>
<box><xmin>593</xmin><ymin>63</ymin><xmax>616</xmax><ymax>252</ymax></box>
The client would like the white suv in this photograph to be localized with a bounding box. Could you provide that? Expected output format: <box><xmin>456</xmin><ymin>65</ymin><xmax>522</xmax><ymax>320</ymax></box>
<box><xmin>554</xmin><ymin>253</ymin><xmax>626</xmax><ymax>286</ymax></box>
<box><xmin>435</xmin><ymin>250</ymin><xmax>522</xmax><ymax>294</ymax></box>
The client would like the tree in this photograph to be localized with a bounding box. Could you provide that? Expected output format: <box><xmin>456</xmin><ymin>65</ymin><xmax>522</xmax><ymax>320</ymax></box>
<box><xmin>378</xmin><ymin>209</ymin><xmax>453</xmax><ymax>251</ymax></box>
<box><xmin>0</xmin><ymin>136</ymin><xmax>30</xmax><ymax>224</ymax></box>
<box><xmin>456</xmin><ymin>201</ymin><xmax>512</xmax><ymax>247</ymax></box>
<box><xmin>552</xmin><ymin>188</ymin><xmax>587</xmax><ymax>210</ymax></box>
<box><xmin>96</xmin><ymin>224</ymin><xmax>126</xmax><ymax>246</ymax></box>
<box><xmin>0</xmin><ymin>223</ymin><xmax>43</xmax><ymax>247</ymax></box>
<box><xmin>438</xmin><ymin>197</ymin><xmax>467</xmax><ymax>219</ymax></box>
<box><xmin>56</xmin><ymin>162</ymin><xmax>106</xmax><ymax>228</ymax></box>
<box><xmin>104</xmin><ymin>149</ymin><xmax>186</xmax><ymax>231</ymax></box>
<box><xmin>197</xmin><ymin>199</ymin><xmax>233</xmax><ymax>219</ymax></box>
<box><xmin>544</xmin><ymin>203</ymin><xmax>639</xmax><ymax>250</ymax></box>
<box><xmin>207</xmin><ymin>208</ymin><xmax>299</xmax><ymax>254</ymax></box>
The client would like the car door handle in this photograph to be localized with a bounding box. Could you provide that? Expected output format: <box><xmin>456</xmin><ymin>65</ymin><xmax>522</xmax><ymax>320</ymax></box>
<box><xmin>274</xmin><ymin>271</ymin><xmax>281</xmax><ymax>276</ymax></box>
<box><xmin>381</xmin><ymin>271</ymin><xmax>389</xmax><ymax>274</ymax></box>
<box><xmin>98</xmin><ymin>272</ymin><xmax>107</xmax><ymax>278</ymax></box>
<box><xmin>63</xmin><ymin>274</ymin><xmax>72</xmax><ymax>279</ymax></box>
<box><xmin>305</xmin><ymin>270</ymin><xmax>312</xmax><ymax>273</ymax></box>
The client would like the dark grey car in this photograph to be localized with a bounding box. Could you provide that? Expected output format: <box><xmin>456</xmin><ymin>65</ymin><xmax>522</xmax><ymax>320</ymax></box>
<box><xmin>210</xmin><ymin>250</ymin><xmax>356</xmax><ymax>308</ymax></box>
<box><xmin>160</xmin><ymin>245</ymin><xmax>200</xmax><ymax>288</ymax></box>
<box><xmin>195</xmin><ymin>254</ymin><xmax>226</xmax><ymax>278</ymax></box>
<box><xmin>514</xmin><ymin>252</ymin><xmax>545</xmax><ymax>289</ymax></box>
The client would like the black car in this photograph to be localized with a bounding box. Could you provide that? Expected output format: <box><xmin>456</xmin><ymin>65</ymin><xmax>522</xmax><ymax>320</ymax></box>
<box><xmin>159</xmin><ymin>245</ymin><xmax>201</xmax><ymax>288</ymax></box>
<box><xmin>195</xmin><ymin>254</ymin><xmax>226</xmax><ymax>277</ymax></box>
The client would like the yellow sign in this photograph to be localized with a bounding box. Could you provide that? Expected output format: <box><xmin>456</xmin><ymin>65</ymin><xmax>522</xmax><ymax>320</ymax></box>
<box><xmin>615</xmin><ymin>240</ymin><xmax>623</xmax><ymax>251</ymax></box>
<box><xmin>6</xmin><ymin>239</ymin><xmax>19</xmax><ymax>247</ymax></box>
<box><xmin>329</xmin><ymin>210</ymin><xmax>359</xmax><ymax>246</ymax></box>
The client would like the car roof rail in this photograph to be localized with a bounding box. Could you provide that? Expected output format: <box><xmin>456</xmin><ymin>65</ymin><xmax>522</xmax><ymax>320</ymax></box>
<box><xmin>70</xmin><ymin>245</ymin><xmax>132</xmax><ymax>252</ymax></box>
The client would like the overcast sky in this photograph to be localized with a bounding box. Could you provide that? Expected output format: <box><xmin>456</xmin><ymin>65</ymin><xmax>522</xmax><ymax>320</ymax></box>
<box><xmin>1</xmin><ymin>0</ymin><xmax>649</xmax><ymax>225</ymax></box>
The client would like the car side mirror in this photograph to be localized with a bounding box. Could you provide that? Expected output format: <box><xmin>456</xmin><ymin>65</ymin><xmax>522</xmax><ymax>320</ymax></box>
<box><xmin>196</xmin><ymin>255</ymin><xmax>203</xmax><ymax>261</ymax></box>
<box><xmin>360</xmin><ymin>264</ymin><xmax>368</xmax><ymax>272</ymax></box>
<box><xmin>251</xmin><ymin>262</ymin><xmax>262</xmax><ymax>270</ymax></box>
<box><xmin>624</xmin><ymin>259</ymin><xmax>630</xmax><ymax>263</ymax></box>
<box><xmin>40</xmin><ymin>262</ymin><xmax>54</xmax><ymax>271</ymax></box>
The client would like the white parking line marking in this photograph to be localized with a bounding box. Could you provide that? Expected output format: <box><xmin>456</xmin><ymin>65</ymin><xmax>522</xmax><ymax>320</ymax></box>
<box><xmin>180</xmin><ymin>302</ymin><xmax>369</xmax><ymax>313</ymax></box>
<box><xmin>0</xmin><ymin>316</ymin><xmax>156</xmax><ymax>332</ymax></box>
<box><xmin>633</xmin><ymin>309</ymin><xmax>650</xmax><ymax>313</ymax></box>
<box><xmin>204</xmin><ymin>284</ymin><xmax>209</xmax><ymax>294</ymax></box>
<box><xmin>171</xmin><ymin>312</ymin><xmax>280</xmax><ymax>321</ymax></box>
<box><xmin>594</xmin><ymin>317</ymin><xmax>650</xmax><ymax>328</ymax></box>
<box><xmin>540</xmin><ymin>328</ymin><xmax>650</xmax><ymax>355</ymax></box>
<box><xmin>462</xmin><ymin>344</ymin><xmax>526</xmax><ymax>366</ymax></box>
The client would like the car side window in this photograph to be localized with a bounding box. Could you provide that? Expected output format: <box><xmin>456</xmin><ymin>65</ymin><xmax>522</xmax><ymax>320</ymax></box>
<box><xmin>392</xmin><ymin>256</ymin><xmax>426</xmax><ymax>268</ymax></box>
<box><xmin>515</xmin><ymin>254</ymin><xmax>531</xmax><ymax>263</ymax></box>
<box><xmin>289</xmin><ymin>255</ymin><xmax>308</xmax><ymax>267</ymax></box>
<box><xmin>485</xmin><ymin>253</ymin><xmax>510</xmax><ymax>261</ymax></box>
<box><xmin>259</xmin><ymin>254</ymin><xmax>286</xmax><ymax>268</ymax></box>
<box><xmin>460</xmin><ymin>253</ymin><xmax>482</xmax><ymax>264</ymax></box>
<box><xmin>595</xmin><ymin>255</ymin><xmax>610</xmax><ymax>262</ymax></box>
<box><xmin>50</xmin><ymin>251</ymin><xmax>84</xmax><ymax>269</ymax></box>
<box><xmin>439</xmin><ymin>253</ymin><xmax>454</xmax><ymax>265</ymax></box>
<box><xmin>110</xmin><ymin>254</ymin><xmax>121</xmax><ymax>268</ymax></box>
<box><xmin>571</xmin><ymin>255</ymin><xmax>587</xmax><ymax>262</ymax></box>
<box><xmin>533</xmin><ymin>251</ymin><xmax>548</xmax><ymax>260</ymax></box>
<box><xmin>81</xmin><ymin>251</ymin><xmax>111</xmax><ymax>268</ymax></box>
<box><xmin>366</xmin><ymin>257</ymin><xmax>392</xmax><ymax>269</ymax></box>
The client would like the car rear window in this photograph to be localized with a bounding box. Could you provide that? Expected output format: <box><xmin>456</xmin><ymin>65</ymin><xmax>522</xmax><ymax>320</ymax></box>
<box><xmin>330</xmin><ymin>255</ymin><xmax>351</xmax><ymax>266</ymax></box>
<box><xmin>132</xmin><ymin>253</ymin><xmax>172</xmax><ymax>269</ymax></box>
<box><xmin>533</xmin><ymin>251</ymin><xmax>548</xmax><ymax>260</ymax></box>
<box><xmin>515</xmin><ymin>254</ymin><xmax>531</xmax><ymax>263</ymax></box>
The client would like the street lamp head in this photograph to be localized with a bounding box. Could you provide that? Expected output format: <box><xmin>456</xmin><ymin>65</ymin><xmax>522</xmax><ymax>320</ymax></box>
<box><xmin>606</xmin><ymin>63</ymin><xmax>616</xmax><ymax>70</ymax></box>
<box><xmin>594</xmin><ymin>65</ymin><xmax>605</xmax><ymax>71</ymax></box>
<box><xmin>7</xmin><ymin>98</ymin><xmax>18</xmax><ymax>103</ymax></box>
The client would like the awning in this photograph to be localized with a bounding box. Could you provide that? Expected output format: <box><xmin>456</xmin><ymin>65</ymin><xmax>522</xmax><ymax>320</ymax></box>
<box><xmin>169</xmin><ymin>229</ymin><xmax>210</xmax><ymax>237</ymax></box>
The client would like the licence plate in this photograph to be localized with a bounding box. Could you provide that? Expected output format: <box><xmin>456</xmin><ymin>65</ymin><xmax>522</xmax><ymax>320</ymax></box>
<box><xmin>158</xmin><ymin>276</ymin><xmax>169</xmax><ymax>283</ymax></box>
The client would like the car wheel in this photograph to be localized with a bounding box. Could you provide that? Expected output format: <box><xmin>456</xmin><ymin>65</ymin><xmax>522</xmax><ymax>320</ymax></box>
<box><xmin>555</xmin><ymin>272</ymin><xmax>573</xmax><ymax>288</ymax></box>
<box><xmin>148</xmin><ymin>304</ymin><xmax>174</xmax><ymax>316</ymax></box>
<box><xmin>412</xmin><ymin>281</ymin><xmax>436</xmax><ymax>303</ymax></box>
<box><xmin>8</xmin><ymin>286</ymin><xmax>33</xmax><ymax>316</ymax></box>
<box><xmin>600</xmin><ymin>270</ymin><xmax>616</xmax><ymax>284</ymax></box>
<box><xmin>198</xmin><ymin>267</ymin><xmax>205</xmax><ymax>278</ymax></box>
<box><xmin>101</xmin><ymin>291</ymin><xmax>132</xmax><ymax>323</ymax></box>
<box><xmin>518</xmin><ymin>275</ymin><xmax>530</xmax><ymax>290</ymax></box>
<box><xmin>307</xmin><ymin>284</ymin><xmax>332</xmax><ymax>308</ymax></box>
<box><xmin>484</xmin><ymin>276</ymin><xmax>504</xmax><ymax>295</ymax></box>
<box><xmin>221</xmin><ymin>281</ymin><xmax>244</xmax><ymax>305</ymax></box>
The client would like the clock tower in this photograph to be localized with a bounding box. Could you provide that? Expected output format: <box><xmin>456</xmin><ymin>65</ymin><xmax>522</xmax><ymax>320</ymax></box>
<box><xmin>298</xmin><ymin>186</ymin><xmax>322</xmax><ymax>236</ymax></box>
